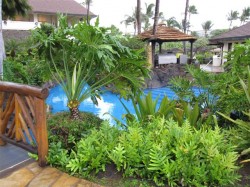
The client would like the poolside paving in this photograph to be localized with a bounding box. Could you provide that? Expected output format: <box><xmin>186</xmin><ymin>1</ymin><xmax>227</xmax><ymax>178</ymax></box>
<box><xmin>0</xmin><ymin>162</ymin><xmax>103</xmax><ymax>187</ymax></box>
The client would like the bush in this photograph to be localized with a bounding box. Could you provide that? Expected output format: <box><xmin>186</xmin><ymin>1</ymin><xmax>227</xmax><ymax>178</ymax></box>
<box><xmin>47</xmin><ymin>112</ymin><xmax>103</xmax><ymax>150</ymax></box>
<box><xmin>48</xmin><ymin>114</ymin><xmax>240</xmax><ymax>186</ymax></box>
<box><xmin>110</xmin><ymin>118</ymin><xmax>240</xmax><ymax>186</ymax></box>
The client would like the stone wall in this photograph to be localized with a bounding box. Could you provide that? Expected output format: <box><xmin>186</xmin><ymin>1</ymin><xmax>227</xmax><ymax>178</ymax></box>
<box><xmin>145</xmin><ymin>64</ymin><xmax>193</xmax><ymax>88</ymax></box>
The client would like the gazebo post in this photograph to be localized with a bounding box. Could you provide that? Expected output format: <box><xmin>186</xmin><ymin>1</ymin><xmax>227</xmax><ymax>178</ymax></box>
<box><xmin>159</xmin><ymin>42</ymin><xmax>163</xmax><ymax>53</ymax></box>
<box><xmin>152</xmin><ymin>41</ymin><xmax>156</xmax><ymax>67</ymax></box>
<box><xmin>190</xmin><ymin>40</ymin><xmax>194</xmax><ymax>63</ymax></box>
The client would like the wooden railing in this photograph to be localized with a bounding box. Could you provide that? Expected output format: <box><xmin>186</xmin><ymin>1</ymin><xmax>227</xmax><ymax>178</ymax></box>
<box><xmin>0</xmin><ymin>81</ymin><xmax>49</xmax><ymax>167</ymax></box>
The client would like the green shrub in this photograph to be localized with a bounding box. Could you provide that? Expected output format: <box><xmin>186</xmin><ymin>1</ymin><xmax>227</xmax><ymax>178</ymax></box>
<box><xmin>110</xmin><ymin>118</ymin><xmax>240</xmax><ymax>186</ymax></box>
<box><xmin>47</xmin><ymin>112</ymin><xmax>103</xmax><ymax>149</ymax></box>
<box><xmin>48</xmin><ymin>114</ymin><xmax>240</xmax><ymax>186</ymax></box>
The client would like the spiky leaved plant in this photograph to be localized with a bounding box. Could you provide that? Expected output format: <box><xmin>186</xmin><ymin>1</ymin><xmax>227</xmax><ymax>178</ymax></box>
<box><xmin>45</xmin><ymin>15</ymin><xmax>150</xmax><ymax>120</ymax></box>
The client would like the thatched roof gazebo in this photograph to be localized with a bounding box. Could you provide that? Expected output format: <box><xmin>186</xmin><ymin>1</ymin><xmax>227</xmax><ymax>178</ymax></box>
<box><xmin>138</xmin><ymin>24</ymin><xmax>197</xmax><ymax>67</ymax></box>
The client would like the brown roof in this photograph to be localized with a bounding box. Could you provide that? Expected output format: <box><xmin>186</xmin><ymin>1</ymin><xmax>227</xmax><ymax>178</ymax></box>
<box><xmin>28</xmin><ymin>0</ymin><xmax>96</xmax><ymax>17</ymax></box>
<box><xmin>210</xmin><ymin>22</ymin><xmax>250</xmax><ymax>44</ymax></box>
<box><xmin>138</xmin><ymin>24</ymin><xmax>196</xmax><ymax>42</ymax></box>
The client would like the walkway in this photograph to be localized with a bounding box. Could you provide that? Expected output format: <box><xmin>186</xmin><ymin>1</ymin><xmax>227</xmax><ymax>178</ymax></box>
<box><xmin>200</xmin><ymin>64</ymin><xmax>224</xmax><ymax>73</ymax></box>
<box><xmin>0</xmin><ymin>143</ymin><xmax>102</xmax><ymax>186</ymax></box>
<box><xmin>0</xmin><ymin>161</ymin><xmax>102</xmax><ymax>187</ymax></box>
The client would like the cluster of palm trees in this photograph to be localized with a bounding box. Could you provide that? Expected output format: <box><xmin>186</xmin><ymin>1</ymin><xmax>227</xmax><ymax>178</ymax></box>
<box><xmin>227</xmin><ymin>7</ymin><xmax>250</xmax><ymax>28</ymax></box>
<box><xmin>121</xmin><ymin>0</ymin><xmax>199</xmax><ymax>36</ymax></box>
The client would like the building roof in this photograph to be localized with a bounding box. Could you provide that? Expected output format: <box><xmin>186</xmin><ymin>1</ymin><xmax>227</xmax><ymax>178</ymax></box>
<box><xmin>28</xmin><ymin>0</ymin><xmax>96</xmax><ymax>17</ymax></box>
<box><xmin>209</xmin><ymin>22</ymin><xmax>250</xmax><ymax>44</ymax></box>
<box><xmin>138</xmin><ymin>24</ymin><xmax>197</xmax><ymax>42</ymax></box>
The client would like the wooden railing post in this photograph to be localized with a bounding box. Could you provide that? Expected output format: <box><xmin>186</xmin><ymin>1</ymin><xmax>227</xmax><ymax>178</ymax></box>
<box><xmin>0</xmin><ymin>92</ymin><xmax>6</xmax><ymax>146</ymax></box>
<box><xmin>14</xmin><ymin>94</ymin><xmax>22</xmax><ymax>142</ymax></box>
<box><xmin>34</xmin><ymin>97</ymin><xmax>48</xmax><ymax>167</ymax></box>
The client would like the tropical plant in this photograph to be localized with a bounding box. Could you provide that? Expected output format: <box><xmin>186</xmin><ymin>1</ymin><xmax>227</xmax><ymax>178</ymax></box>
<box><xmin>2</xmin><ymin>0</ymin><xmax>31</xmax><ymax>19</ymax></box>
<box><xmin>210</xmin><ymin>29</ymin><xmax>229</xmax><ymax>38</ymax></box>
<box><xmin>165</xmin><ymin>17</ymin><xmax>182</xmax><ymax>29</ymax></box>
<box><xmin>141</xmin><ymin>3</ymin><xmax>155</xmax><ymax>30</ymax></box>
<box><xmin>36</xmin><ymin>15</ymin><xmax>149</xmax><ymax>119</ymax></box>
<box><xmin>1</xmin><ymin>0</ymin><xmax>31</xmax><ymax>79</ymax></box>
<box><xmin>202</xmin><ymin>20</ymin><xmax>213</xmax><ymax>37</ymax></box>
<box><xmin>218</xmin><ymin>67</ymin><xmax>250</xmax><ymax>163</ymax></box>
<box><xmin>240</xmin><ymin>7</ymin><xmax>250</xmax><ymax>25</ymax></box>
<box><xmin>110</xmin><ymin>118</ymin><xmax>240</xmax><ymax>186</ymax></box>
<box><xmin>121</xmin><ymin>8</ymin><xmax>137</xmax><ymax>35</ymax></box>
<box><xmin>121</xmin><ymin>92</ymin><xmax>175</xmax><ymax>124</ymax></box>
<box><xmin>227</xmin><ymin>10</ymin><xmax>239</xmax><ymax>29</ymax></box>
<box><xmin>187</xmin><ymin>5</ymin><xmax>198</xmax><ymax>31</ymax></box>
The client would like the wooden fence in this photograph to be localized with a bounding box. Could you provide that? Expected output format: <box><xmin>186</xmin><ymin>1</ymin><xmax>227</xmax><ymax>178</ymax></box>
<box><xmin>0</xmin><ymin>81</ymin><xmax>49</xmax><ymax>167</ymax></box>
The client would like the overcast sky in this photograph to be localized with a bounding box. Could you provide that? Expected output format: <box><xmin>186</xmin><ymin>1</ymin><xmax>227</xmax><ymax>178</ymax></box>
<box><xmin>77</xmin><ymin>0</ymin><xmax>250</xmax><ymax>33</ymax></box>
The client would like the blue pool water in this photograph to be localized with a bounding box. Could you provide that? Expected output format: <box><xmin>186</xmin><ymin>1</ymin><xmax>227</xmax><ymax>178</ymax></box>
<box><xmin>46</xmin><ymin>85</ymin><xmax>202</xmax><ymax>124</ymax></box>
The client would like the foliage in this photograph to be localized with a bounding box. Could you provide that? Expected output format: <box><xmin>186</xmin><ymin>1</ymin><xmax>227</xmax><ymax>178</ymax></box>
<box><xmin>47</xmin><ymin>112</ymin><xmax>240</xmax><ymax>187</ymax></box>
<box><xmin>2</xmin><ymin>0</ymin><xmax>31</xmax><ymax>19</ymax></box>
<box><xmin>201</xmin><ymin>20</ymin><xmax>213</xmax><ymax>37</ymax></box>
<box><xmin>218</xmin><ymin>67</ymin><xmax>250</xmax><ymax>163</ymax></box>
<box><xmin>33</xmin><ymin>15</ymin><xmax>149</xmax><ymax>119</ymax></box>
<box><xmin>121</xmin><ymin>90</ymin><xmax>213</xmax><ymax>129</ymax></box>
<box><xmin>121</xmin><ymin>92</ymin><xmax>175</xmax><ymax>124</ymax></box>
<box><xmin>170</xmin><ymin>39</ymin><xmax>250</xmax><ymax>119</ymax></box>
<box><xmin>3</xmin><ymin>49</ymin><xmax>50</xmax><ymax>86</ymax></box>
<box><xmin>47</xmin><ymin>112</ymin><xmax>103</xmax><ymax>150</ymax></box>
<box><xmin>110</xmin><ymin>118</ymin><xmax>240</xmax><ymax>186</ymax></box>
<box><xmin>66</xmin><ymin>121</ymin><xmax>120</xmax><ymax>175</ymax></box>
<box><xmin>210</xmin><ymin>29</ymin><xmax>229</xmax><ymax>38</ymax></box>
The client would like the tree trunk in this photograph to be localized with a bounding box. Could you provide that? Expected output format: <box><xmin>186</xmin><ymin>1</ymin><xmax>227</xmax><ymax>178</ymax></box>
<box><xmin>183</xmin><ymin>0</ymin><xmax>189</xmax><ymax>54</ymax></box>
<box><xmin>152</xmin><ymin>0</ymin><xmax>160</xmax><ymax>68</ymax></box>
<box><xmin>136</xmin><ymin>0</ymin><xmax>141</xmax><ymax>34</ymax></box>
<box><xmin>0</xmin><ymin>0</ymin><xmax>6</xmax><ymax>79</ymax></box>
<box><xmin>86</xmin><ymin>1</ymin><xmax>90</xmax><ymax>25</ymax></box>
<box><xmin>70</xmin><ymin>107</ymin><xmax>81</xmax><ymax>120</ymax></box>
<box><xmin>152</xmin><ymin>0</ymin><xmax>160</xmax><ymax>35</ymax></box>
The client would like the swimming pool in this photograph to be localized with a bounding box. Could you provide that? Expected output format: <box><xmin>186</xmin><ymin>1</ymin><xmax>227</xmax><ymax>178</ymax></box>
<box><xmin>46</xmin><ymin>85</ymin><xmax>201</xmax><ymax>124</ymax></box>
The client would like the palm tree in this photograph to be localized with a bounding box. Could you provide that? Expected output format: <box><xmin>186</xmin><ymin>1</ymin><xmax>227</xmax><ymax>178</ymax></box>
<box><xmin>152</xmin><ymin>0</ymin><xmax>160</xmax><ymax>35</ymax></box>
<box><xmin>44</xmin><ymin>17</ymin><xmax>149</xmax><ymax>120</ymax></box>
<box><xmin>183</xmin><ymin>0</ymin><xmax>189</xmax><ymax>34</ymax></box>
<box><xmin>82</xmin><ymin>0</ymin><xmax>92</xmax><ymax>25</ymax></box>
<box><xmin>227</xmin><ymin>10</ymin><xmax>239</xmax><ymax>28</ymax></box>
<box><xmin>202</xmin><ymin>20</ymin><xmax>213</xmax><ymax>38</ymax></box>
<box><xmin>2</xmin><ymin>0</ymin><xmax>31</xmax><ymax>19</ymax></box>
<box><xmin>121</xmin><ymin>8</ymin><xmax>137</xmax><ymax>35</ymax></box>
<box><xmin>141</xmin><ymin>3</ymin><xmax>154</xmax><ymax>31</ymax></box>
<box><xmin>182</xmin><ymin>0</ymin><xmax>189</xmax><ymax>54</ymax></box>
<box><xmin>240</xmin><ymin>7</ymin><xmax>250</xmax><ymax>25</ymax></box>
<box><xmin>166</xmin><ymin>17</ymin><xmax>182</xmax><ymax>29</ymax></box>
<box><xmin>136</xmin><ymin>0</ymin><xmax>141</xmax><ymax>34</ymax></box>
<box><xmin>187</xmin><ymin>5</ymin><xmax>198</xmax><ymax>31</ymax></box>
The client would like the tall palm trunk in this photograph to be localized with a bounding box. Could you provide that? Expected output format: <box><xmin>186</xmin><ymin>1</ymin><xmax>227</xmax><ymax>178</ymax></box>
<box><xmin>152</xmin><ymin>0</ymin><xmax>160</xmax><ymax>67</ymax></box>
<box><xmin>183</xmin><ymin>0</ymin><xmax>189</xmax><ymax>54</ymax></box>
<box><xmin>86</xmin><ymin>1</ymin><xmax>90</xmax><ymax>25</ymax></box>
<box><xmin>136</xmin><ymin>0</ymin><xmax>141</xmax><ymax>34</ymax></box>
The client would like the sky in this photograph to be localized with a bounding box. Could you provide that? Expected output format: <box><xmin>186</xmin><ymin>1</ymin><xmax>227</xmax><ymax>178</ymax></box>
<box><xmin>77</xmin><ymin>0</ymin><xmax>250</xmax><ymax>34</ymax></box>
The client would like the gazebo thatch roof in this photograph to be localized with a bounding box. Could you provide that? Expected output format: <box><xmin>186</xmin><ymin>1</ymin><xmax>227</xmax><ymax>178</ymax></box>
<box><xmin>138</xmin><ymin>24</ymin><xmax>197</xmax><ymax>42</ymax></box>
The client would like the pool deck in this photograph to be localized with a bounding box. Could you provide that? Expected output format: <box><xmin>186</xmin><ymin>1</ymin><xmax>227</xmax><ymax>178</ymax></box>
<box><xmin>200</xmin><ymin>64</ymin><xmax>224</xmax><ymax>73</ymax></box>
